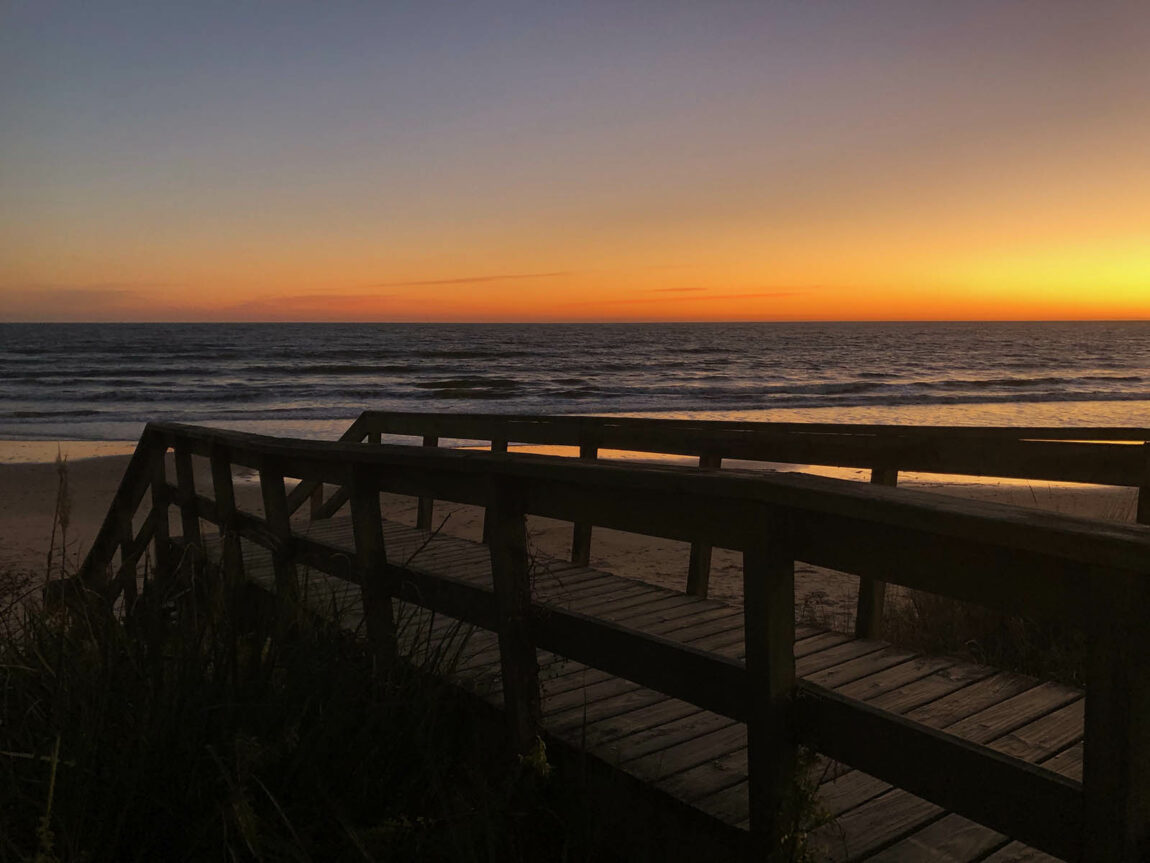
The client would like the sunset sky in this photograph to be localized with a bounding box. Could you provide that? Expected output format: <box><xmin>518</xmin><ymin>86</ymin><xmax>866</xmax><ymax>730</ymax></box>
<box><xmin>2</xmin><ymin>2</ymin><xmax>1148</xmax><ymax>322</ymax></box>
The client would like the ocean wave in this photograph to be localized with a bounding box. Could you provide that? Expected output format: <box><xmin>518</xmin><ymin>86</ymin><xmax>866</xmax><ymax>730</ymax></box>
<box><xmin>411</xmin><ymin>378</ymin><xmax>521</xmax><ymax>390</ymax></box>
<box><xmin>4</xmin><ymin>321</ymin><xmax>1148</xmax><ymax>435</ymax></box>
<box><xmin>7</xmin><ymin>409</ymin><xmax>106</xmax><ymax>419</ymax></box>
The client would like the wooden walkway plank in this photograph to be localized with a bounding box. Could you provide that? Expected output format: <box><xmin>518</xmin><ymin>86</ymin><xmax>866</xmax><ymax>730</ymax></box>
<box><xmin>812</xmin><ymin>791</ymin><xmax>946</xmax><ymax>861</ymax></box>
<box><xmin>860</xmin><ymin>814</ymin><xmax>1009</xmax><ymax>862</ymax></box>
<box><xmin>651</xmin><ymin>737</ymin><xmax>749</xmax><ymax>803</ymax></box>
<box><xmin>554</xmin><ymin>698</ymin><xmax>709</xmax><ymax>750</ymax></box>
<box><xmin>547</xmin><ymin>685</ymin><xmax>672</xmax><ymax>731</ymax></box>
<box><xmin>595</xmin><ymin>593</ymin><xmax>725</xmax><ymax>626</ymax></box>
<box><xmin>833</xmin><ymin>655</ymin><xmax>959</xmax><ymax>702</ymax></box>
<box><xmin>943</xmin><ymin>682</ymin><xmax>1081</xmax><ymax>744</ymax></box>
<box><xmin>898</xmin><ymin>672</ymin><xmax>1041</xmax><ymax>729</ymax></box>
<box><xmin>590</xmin><ymin>709</ymin><xmax>739</xmax><ymax>765</ymax></box>
<box><xmin>796</xmin><ymin>639</ymin><xmax>891</xmax><ymax>676</ymax></box>
<box><xmin>864</xmin><ymin>662</ymin><xmax>1000</xmax><ymax>715</ymax></box>
<box><xmin>804</xmin><ymin>646</ymin><xmax>920</xmax><ymax>690</ymax></box>
<box><xmin>626</xmin><ymin>721</ymin><xmax>748</xmax><ymax>781</ymax></box>
<box><xmin>1039</xmin><ymin>743</ymin><xmax>1083</xmax><ymax>782</ymax></box>
<box><xmin>980</xmin><ymin>844</ymin><xmax>1064</xmax><ymax>862</ymax></box>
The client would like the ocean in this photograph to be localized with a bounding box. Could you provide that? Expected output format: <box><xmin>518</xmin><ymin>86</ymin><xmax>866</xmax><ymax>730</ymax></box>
<box><xmin>2</xmin><ymin>321</ymin><xmax>1149</xmax><ymax>441</ymax></box>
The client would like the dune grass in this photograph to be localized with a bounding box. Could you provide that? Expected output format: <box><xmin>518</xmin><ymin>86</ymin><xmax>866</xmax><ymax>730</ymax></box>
<box><xmin>1</xmin><ymin>457</ymin><xmax>841</xmax><ymax>862</ymax></box>
<box><xmin>7</xmin><ymin>550</ymin><xmax>743</xmax><ymax>862</ymax></box>
<box><xmin>878</xmin><ymin>590</ymin><xmax>1088</xmax><ymax>687</ymax></box>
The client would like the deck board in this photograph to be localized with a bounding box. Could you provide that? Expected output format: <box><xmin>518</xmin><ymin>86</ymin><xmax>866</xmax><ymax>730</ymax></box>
<box><xmin>211</xmin><ymin>514</ymin><xmax>1081</xmax><ymax>862</ymax></box>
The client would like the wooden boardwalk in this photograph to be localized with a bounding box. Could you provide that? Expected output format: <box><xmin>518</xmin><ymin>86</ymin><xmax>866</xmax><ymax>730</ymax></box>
<box><xmin>77</xmin><ymin>418</ymin><xmax>1150</xmax><ymax>860</ymax></box>
<box><xmin>232</xmin><ymin>515</ymin><xmax>1082</xmax><ymax>862</ymax></box>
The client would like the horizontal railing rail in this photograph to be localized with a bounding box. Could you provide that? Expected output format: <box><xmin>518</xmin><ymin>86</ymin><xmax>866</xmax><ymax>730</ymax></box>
<box><xmin>294</xmin><ymin>411</ymin><xmax>1150</xmax><ymax>639</ymax></box>
<box><xmin>76</xmin><ymin>421</ymin><xmax>1150</xmax><ymax>861</ymax></box>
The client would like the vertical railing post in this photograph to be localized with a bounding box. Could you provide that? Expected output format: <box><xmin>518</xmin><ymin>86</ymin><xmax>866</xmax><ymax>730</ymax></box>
<box><xmin>416</xmin><ymin>435</ymin><xmax>439</xmax><ymax>529</ymax></box>
<box><xmin>259</xmin><ymin>459</ymin><xmax>298</xmax><ymax>603</ymax></box>
<box><xmin>1136</xmin><ymin>442</ymin><xmax>1149</xmax><ymax>525</ymax></box>
<box><xmin>148</xmin><ymin>439</ymin><xmax>173</xmax><ymax>582</ymax></box>
<box><xmin>488</xmin><ymin>478</ymin><xmax>541</xmax><ymax>753</ymax></box>
<box><xmin>570</xmin><ymin>440</ymin><xmax>598</xmax><ymax>566</ymax></box>
<box><xmin>350</xmin><ymin>471</ymin><xmax>397</xmax><ymax>669</ymax></box>
<box><xmin>309</xmin><ymin>483</ymin><xmax>324</xmax><ymax>520</ymax></box>
<box><xmin>173</xmin><ymin>445</ymin><xmax>201</xmax><ymax>579</ymax></box>
<box><xmin>1082</xmin><ymin>571</ymin><xmax>1150</xmax><ymax>861</ymax></box>
<box><xmin>686</xmin><ymin>452</ymin><xmax>722</xmax><ymax>596</ymax></box>
<box><xmin>209</xmin><ymin>447</ymin><xmax>245</xmax><ymax>585</ymax></box>
<box><xmin>854</xmin><ymin>466</ymin><xmax>898</xmax><ymax>638</ymax></box>
<box><xmin>113</xmin><ymin>491</ymin><xmax>138</xmax><ymax>609</ymax></box>
<box><xmin>744</xmin><ymin>513</ymin><xmax>796</xmax><ymax>849</ymax></box>
<box><xmin>482</xmin><ymin>439</ymin><xmax>509</xmax><ymax>545</ymax></box>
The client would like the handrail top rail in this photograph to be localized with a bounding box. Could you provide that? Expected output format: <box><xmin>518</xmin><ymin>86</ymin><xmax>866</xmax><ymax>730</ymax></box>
<box><xmin>354</xmin><ymin>410</ymin><xmax>1150</xmax><ymax>442</ymax></box>
<box><xmin>146</xmin><ymin>421</ymin><xmax>1150</xmax><ymax>574</ymax></box>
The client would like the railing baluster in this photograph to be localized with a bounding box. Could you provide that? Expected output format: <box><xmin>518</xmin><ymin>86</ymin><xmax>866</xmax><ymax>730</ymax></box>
<box><xmin>309</xmin><ymin>483</ymin><xmax>324</xmax><ymax>520</ymax></box>
<box><xmin>854</xmin><ymin>465</ymin><xmax>898</xmax><ymax>638</ymax></box>
<box><xmin>350</xmin><ymin>473</ymin><xmax>397</xmax><ymax>668</ymax></box>
<box><xmin>744</xmin><ymin>516</ymin><xmax>796</xmax><ymax>847</ymax></box>
<box><xmin>686</xmin><ymin>453</ymin><xmax>722</xmax><ymax>596</ymax></box>
<box><xmin>416</xmin><ymin>435</ymin><xmax>439</xmax><ymax>529</ymax></box>
<box><xmin>488</xmin><ymin>479</ymin><xmax>541</xmax><ymax>753</ymax></box>
<box><xmin>1082</xmin><ymin>570</ymin><xmax>1150</xmax><ymax>861</ymax></box>
<box><xmin>148</xmin><ymin>441</ymin><xmax>173</xmax><ymax>582</ymax></box>
<box><xmin>173</xmin><ymin>445</ymin><xmax>200</xmax><ymax>578</ymax></box>
<box><xmin>1137</xmin><ymin>441</ymin><xmax>1149</xmax><ymax>525</ymax></box>
<box><xmin>259</xmin><ymin>459</ymin><xmax>298</xmax><ymax>602</ymax></box>
<box><xmin>570</xmin><ymin>441</ymin><xmax>598</xmax><ymax>566</ymax></box>
<box><xmin>482</xmin><ymin>439</ymin><xmax>509</xmax><ymax>544</ymax></box>
<box><xmin>113</xmin><ymin>494</ymin><xmax>137</xmax><ymax>608</ymax></box>
<box><xmin>209</xmin><ymin>447</ymin><xmax>244</xmax><ymax>585</ymax></box>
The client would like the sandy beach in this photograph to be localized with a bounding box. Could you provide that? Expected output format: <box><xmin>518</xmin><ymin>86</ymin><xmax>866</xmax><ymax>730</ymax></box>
<box><xmin>2</xmin><ymin>440</ymin><xmax>1139</xmax><ymax>629</ymax></box>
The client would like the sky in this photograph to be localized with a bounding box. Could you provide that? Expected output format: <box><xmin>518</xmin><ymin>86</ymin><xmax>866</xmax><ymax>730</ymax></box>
<box><xmin>1</xmin><ymin>1</ymin><xmax>1148</xmax><ymax>322</ymax></box>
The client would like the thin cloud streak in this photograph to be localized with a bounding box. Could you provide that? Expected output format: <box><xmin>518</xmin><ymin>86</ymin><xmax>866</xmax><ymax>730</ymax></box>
<box><xmin>563</xmin><ymin>290</ymin><xmax>804</xmax><ymax>307</ymax></box>
<box><xmin>370</xmin><ymin>272</ymin><xmax>572</xmax><ymax>289</ymax></box>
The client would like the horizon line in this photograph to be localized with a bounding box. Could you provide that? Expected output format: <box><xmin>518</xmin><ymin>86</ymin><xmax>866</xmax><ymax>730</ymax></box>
<box><xmin>4</xmin><ymin>318</ymin><xmax>1149</xmax><ymax>326</ymax></box>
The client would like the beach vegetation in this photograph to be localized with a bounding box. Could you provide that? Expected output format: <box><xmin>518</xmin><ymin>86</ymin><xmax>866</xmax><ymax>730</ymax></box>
<box><xmin>2</xmin><ymin>554</ymin><xmax>698</xmax><ymax>862</ymax></box>
<box><xmin>879</xmin><ymin>590</ymin><xmax>1087</xmax><ymax>687</ymax></box>
<box><xmin>3</xmin><ymin>473</ymin><xmax>805</xmax><ymax>863</ymax></box>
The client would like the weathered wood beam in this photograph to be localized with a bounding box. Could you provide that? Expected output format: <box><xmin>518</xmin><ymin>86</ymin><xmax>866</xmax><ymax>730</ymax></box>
<box><xmin>148</xmin><ymin>442</ymin><xmax>173</xmax><ymax>580</ymax></box>
<box><xmin>570</xmin><ymin>441</ymin><xmax>598</xmax><ymax>565</ymax></box>
<box><xmin>854</xmin><ymin>465</ymin><xmax>898</xmax><ymax>638</ymax></box>
<box><xmin>527</xmin><ymin>602</ymin><xmax>747</xmax><ymax>721</ymax></box>
<box><xmin>172</xmin><ymin>446</ymin><xmax>200</xmax><ymax>578</ymax></box>
<box><xmin>488</xmin><ymin>479</ymin><xmax>540</xmax><ymax>754</ymax></box>
<box><xmin>481</xmin><ymin>439</ymin><xmax>509</xmax><ymax>544</ymax></box>
<box><xmin>258</xmin><ymin>459</ymin><xmax>297</xmax><ymax>602</ymax></box>
<box><xmin>209</xmin><ymin>447</ymin><xmax>245</xmax><ymax>585</ymax></box>
<box><xmin>416</xmin><ymin>435</ymin><xmax>439</xmax><ymax>530</ymax></box>
<box><xmin>686</xmin><ymin>453</ymin><xmax>722</xmax><ymax>597</ymax></box>
<box><xmin>743</xmin><ymin>519</ymin><xmax>796</xmax><ymax>847</ymax></box>
<box><xmin>350</xmin><ymin>472</ymin><xmax>396</xmax><ymax>669</ymax></box>
<box><xmin>1082</xmin><ymin>569</ymin><xmax>1150</xmax><ymax>862</ymax></box>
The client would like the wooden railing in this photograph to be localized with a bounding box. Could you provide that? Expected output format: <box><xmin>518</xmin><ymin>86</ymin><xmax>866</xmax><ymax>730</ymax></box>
<box><xmin>292</xmin><ymin>411</ymin><xmax>1150</xmax><ymax>639</ymax></box>
<box><xmin>78</xmin><ymin>421</ymin><xmax>1150</xmax><ymax>861</ymax></box>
